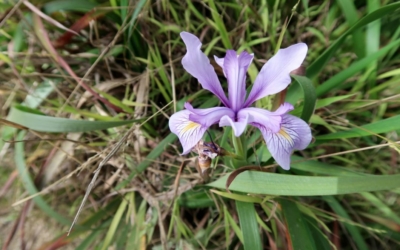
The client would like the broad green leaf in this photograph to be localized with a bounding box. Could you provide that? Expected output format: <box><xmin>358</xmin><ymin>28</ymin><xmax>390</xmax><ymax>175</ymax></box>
<box><xmin>291</xmin><ymin>75</ymin><xmax>316</xmax><ymax>123</ymax></box>
<box><xmin>281</xmin><ymin>199</ymin><xmax>317</xmax><ymax>250</ymax></box>
<box><xmin>7</xmin><ymin>105</ymin><xmax>141</xmax><ymax>133</ymax></box>
<box><xmin>236</xmin><ymin>201</ymin><xmax>262</xmax><ymax>250</ymax></box>
<box><xmin>291</xmin><ymin>156</ymin><xmax>366</xmax><ymax>177</ymax></box>
<box><xmin>208</xmin><ymin>171</ymin><xmax>400</xmax><ymax>196</ymax></box>
<box><xmin>316</xmin><ymin>114</ymin><xmax>400</xmax><ymax>140</ymax></box>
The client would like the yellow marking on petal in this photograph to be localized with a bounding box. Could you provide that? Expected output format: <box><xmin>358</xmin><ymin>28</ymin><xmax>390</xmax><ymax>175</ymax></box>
<box><xmin>278</xmin><ymin>128</ymin><xmax>293</xmax><ymax>143</ymax></box>
<box><xmin>182</xmin><ymin>121</ymin><xmax>201</xmax><ymax>132</ymax></box>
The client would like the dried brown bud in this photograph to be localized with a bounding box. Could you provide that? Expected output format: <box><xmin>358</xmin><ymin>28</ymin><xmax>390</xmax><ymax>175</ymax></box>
<box><xmin>192</xmin><ymin>140</ymin><xmax>222</xmax><ymax>159</ymax></box>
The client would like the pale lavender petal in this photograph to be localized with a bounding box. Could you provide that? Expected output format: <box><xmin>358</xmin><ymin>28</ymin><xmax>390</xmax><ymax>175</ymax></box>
<box><xmin>257</xmin><ymin>114</ymin><xmax>312</xmax><ymax>170</ymax></box>
<box><xmin>180</xmin><ymin>32</ymin><xmax>229</xmax><ymax>107</ymax></box>
<box><xmin>223</xmin><ymin>50</ymin><xmax>254</xmax><ymax>111</ymax></box>
<box><xmin>169</xmin><ymin>110</ymin><xmax>207</xmax><ymax>154</ymax></box>
<box><xmin>214</xmin><ymin>56</ymin><xmax>225</xmax><ymax>73</ymax></box>
<box><xmin>184</xmin><ymin>102</ymin><xmax>235</xmax><ymax>127</ymax></box>
<box><xmin>238</xmin><ymin>107</ymin><xmax>284</xmax><ymax>133</ymax></box>
<box><xmin>219</xmin><ymin>113</ymin><xmax>249</xmax><ymax>137</ymax></box>
<box><xmin>274</xmin><ymin>102</ymin><xmax>294</xmax><ymax>115</ymax></box>
<box><xmin>244</xmin><ymin>43</ymin><xmax>308</xmax><ymax>107</ymax></box>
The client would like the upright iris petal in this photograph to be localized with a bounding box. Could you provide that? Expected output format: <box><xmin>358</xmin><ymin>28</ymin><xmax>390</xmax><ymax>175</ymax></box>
<box><xmin>219</xmin><ymin>50</ymin><xmax>253</xmax><ymax>111</ymax></box>
<box><xmin>169</xmin><ymin>32</ymin><xmax>311</xmax><ymax>170</ymax></box>
<box><xmin>180</xmin><ymin>32</ymin><xmax>229</xmax><ymax>107</ymax></box>
<box><xmin>243</xmin><ymin>43</ymin><xmax>308</xmax><ymax>107</ymax></box>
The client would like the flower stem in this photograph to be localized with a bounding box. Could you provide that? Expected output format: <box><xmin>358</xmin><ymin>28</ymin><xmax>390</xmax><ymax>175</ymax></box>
<box><xmin>231</xmin><ymin>131</ymin><xmax>248</xmax><ymax>169</ymax></box>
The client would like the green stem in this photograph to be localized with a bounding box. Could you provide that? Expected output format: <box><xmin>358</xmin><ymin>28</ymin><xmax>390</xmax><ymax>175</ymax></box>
<box><xmin>231</xmin><ymin>132</ymin><xmax>248</xmax><ymax>169</ymax></box>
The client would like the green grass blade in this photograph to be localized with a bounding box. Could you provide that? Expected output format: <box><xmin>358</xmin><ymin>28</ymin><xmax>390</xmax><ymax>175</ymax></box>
<box><xmin>207</xmin><ymin>0</ymin><xmax>232</xmax><ymax>49</ymax></box>
<box><xmin>305</xmin><ymin>216</ymin><xmax>333</xmax><ymax>250</ymax></box>
<box><xmin>178</xmin><ymin>189</ymin><xmax>215</xmax><ymax>208</ymax></box>
<box><xmin>316</xmin><ymin>114</ymin><xmax>400</xmax><ymax>140</ymax></box>
<box><xmin>75</xmin><ymin>225</ymin><xmax>104</xmax><ymax>250</ymax></box>
<box><xmin>323</xmin><ymin>196</ymin><xmax>368</xmax><ymax>250</ymax></box>
<box><xmin>7</xmin><ymin>105</ymin><xmax>141</xmax><ymax>133</ymax></box>
<box><xmin>224</xmin><ymin>205</ymin><xmax>243</xmax><ymax>243</ymax></box>
<box><xmin>115</xmin><ymin>133</ymin><xmax>177</xmax><ymax>190</ymax></box>
<box><xmin>127</xmin><ymin>0</ymin><xmax>147</xmax><ymax>40</ymax></box>
<box><xmin>315</xmin><ymin>94</ymin><xmax>354</xmax><ymax>109</ymax></box>
<box><xmin>307</xmin><ymin>2</ymin><xmax>400</xmax><ymax>78</ymax></box>
<box><xmin>291</xmin><ymin>75</ymin><xmax>316</xmax><ymax>123</ymax></box>
<box><xmin>14</xmin><ymin>131</ymin><xmax>71</xmax><ymax>225</ymax></box>
<box><xmin>1</xmin><ymin>80</ymin><xmax>55</xmax><ymax>152</ymax></box>
<box><xmin>360</xmin><ymin>192</ymin><xmax>400</xmax><ymax>225</ymax></box>
<box><xmin>316</xmin><ymin>38</ymin><xmax>400</xmax><ymax>96</ymax></box>
<box><xmin>366</xmin><ymin>0</ymin><xmax>381</xmax><ymax>57</ymax></box>
<box><xmin>236</xmin><ymin>201</ymin><xmax>262</xmax><ymax>250</ymax></box>
<box><xmin>101</xmin><ymin>194</ymin><xmax>129</xmax><ymax>250</ymax></box>
<box><xmin>281</xmin><ymin>199</ymin><xmax>317</xmax><ymax>250</ymax></box>
<box><xmin>365</xmin><ymin>0</ymin><xmax>381</xmax><ymax>97</ymax></box>
<box><xmin>208</xmin><ymin>171</ymin><xmax>400</xmax><ymax>196</ymax></box>
<box><xmin>336</xmin><ymin>0</ymin><xmax>364</xmax><ymax>58</ymax></box>
<box><xmin>24</xmin><ymin>79</ymin><xmax>56</xmax><ymax>108</ymax></box>
<box><xmin>43</xmin><ymin>0</ymin><xmax>98</xmax><ymax>13</ymax></box>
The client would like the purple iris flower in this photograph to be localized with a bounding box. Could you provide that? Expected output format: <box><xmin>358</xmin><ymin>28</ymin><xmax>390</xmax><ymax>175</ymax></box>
<box><xmin>169</xmin><ymin>32</ymin><xmax>312</xmax><ymax>170</ymax></box>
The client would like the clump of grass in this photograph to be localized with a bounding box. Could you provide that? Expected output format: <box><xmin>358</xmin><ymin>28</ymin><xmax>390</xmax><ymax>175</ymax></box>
<box><xmin>1</xmin><ymin>0</ymin><xmax>400</xmax><ymax>249</ymax></box>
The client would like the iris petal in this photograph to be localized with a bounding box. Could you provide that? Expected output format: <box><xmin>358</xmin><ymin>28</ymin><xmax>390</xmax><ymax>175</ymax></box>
<box><xmin>169</xmin><ymin>110</ymin><xmax>207</xmax><ymax>155</ymax></box>
<box><xmin>257</xmin><ymin>114</ymin><xmax>312</xmax><ymax>170</ymax></box>
<box><xmin>238</xmin><ymin>107</ymin><xmax>286</xmax><ymax>133</ymax></box>
<box><xmin>184</xmin><ymin>103</ymin><xmax>235</xmax><ymax>128</ymax></box>
<box><xmin>219</xmin><ymin>114</ymin><xmax>249</xmax><ymax>137</ymax></box>
<box><xmin>222</xmin><ymin>50</ymin><xmax>254</xmax><ymax>111</ymax></box>
<box><xmin>180</xmin><ymin>32</ymin><xmax>230</xmax><ymax>107</ymax></box>
<box><xmin>244</xmin><ymin>43</ymin><xmax>308</xmax><ymax>107</ymax></box>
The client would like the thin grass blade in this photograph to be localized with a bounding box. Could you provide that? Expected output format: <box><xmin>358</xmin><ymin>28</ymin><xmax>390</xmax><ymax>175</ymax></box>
<box><xmin>323</xmin><ymin>196</ymin><xmax>368</xmax><ymax>250</ymax></box>
<box><xmin>316</xmin><ymin>114</ymin><xmax>400</xmax><ymax>140</ymax></box>
<box><xmin>307</xmin><ymin>2</ymin><xmax>400</xmax><ymax>78</ymax></box>
<box><xmin>14</xmin><ymin>131</ymin><xmax>71</xmax><ymax>225</ymax></box>
<box><xmin>281</xmin><ymin>199</ymin><xmax>317</xmax><ymax>250</ymax></box>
